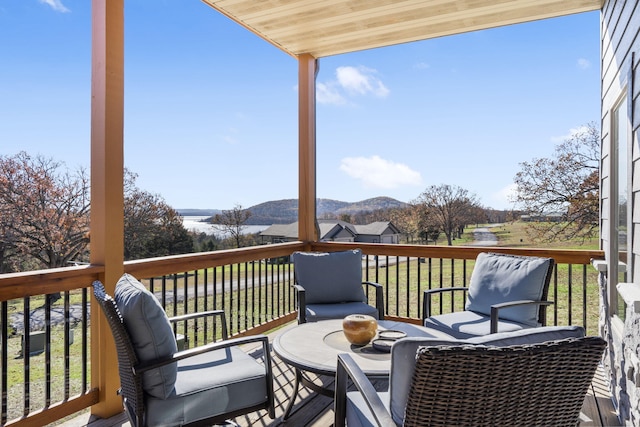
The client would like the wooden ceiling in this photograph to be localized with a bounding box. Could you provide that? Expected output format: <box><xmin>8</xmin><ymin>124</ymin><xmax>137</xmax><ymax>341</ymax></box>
<box><xmin>201</xmin><ymin>0</ymin><xmax>602</xmax><ymax>58</ymax></box>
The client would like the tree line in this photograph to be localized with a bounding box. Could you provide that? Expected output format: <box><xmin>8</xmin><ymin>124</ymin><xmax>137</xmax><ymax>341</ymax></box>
<box><xmin>1</xmin><ymin>122</ymin><xmax>599</xmax><ymax>274</ymax></box>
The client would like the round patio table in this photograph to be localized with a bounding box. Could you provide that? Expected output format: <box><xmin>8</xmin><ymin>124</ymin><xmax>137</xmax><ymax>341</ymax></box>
<box><xmin>272</xmin><ymin>319</ymin><xmax>449</xmax><ymax>420</ymax></box>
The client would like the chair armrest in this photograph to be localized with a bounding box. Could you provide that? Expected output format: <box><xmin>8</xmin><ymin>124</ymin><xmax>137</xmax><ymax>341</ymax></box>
<box><xmin>134</xmin><ymin>334</ymin><xmax>271</xmax><ymax>374</ymax></box>
<box><xmin>364</xmin><ymin>281</ymin><xmax>385</xmax><ymax>320</ymax></box>
<box><xmin>335</xmin><ymin>353</ymin><xmax>396</xmax><ymax>427</ymax></box>
<box><xmin>293</xmin><ymin>284</ymin><xmax>307</xmax><ymax>323</ymax></box>
<box><xmin>168</xmin><ymin>309</ymin><xmax>228</xmax><ymax>340</ymax></box>
<box><xmin>422</xmin><ymin>287</ymin><xmax>469</xmax><ymax>321</ymax></box>
<box><xmin>489</xmin><ymin>300</ymin><xmax>555</xmax><ymax>333</ymax></box>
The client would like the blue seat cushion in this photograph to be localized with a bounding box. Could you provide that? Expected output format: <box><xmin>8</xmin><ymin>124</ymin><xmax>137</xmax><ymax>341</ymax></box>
<box><xmin>146</xmin><ymin>347</ymin><xmax>268</xmax><ymax>427</ymax></box>
<box><xmin>115</xmin><ymin>273</ymin><xmax>177</xmax><ymax>399</ymax></box>
<box><xmin>465</xmin><ymin>253</ymin><xmax>552</xmax><ymax>327</ymax></box>
<box><xmin>305</xmin><ymin>302</ymin><xmax>379</xmax><ymax>322</ymax></box>
<box><xmin>423</xmin><ymin>310</ymin><xmax>528</xmax><ymax>339</ymax></box>
<box><xmin>292</xmin><ymin>250</ymin><xmax>365</xmax><ymax>304</ymax></box>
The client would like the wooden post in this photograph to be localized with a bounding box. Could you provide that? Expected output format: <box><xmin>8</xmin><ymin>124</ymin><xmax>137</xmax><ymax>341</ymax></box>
<box><xmin>298</xmin><ymin>54</ymin><xmax>319</xmax><ymax>243</ymax></box>
<box><xmin>90</xmin><ymin>0</ymin><xmax>125</xmax><ymax>417</ymax></box>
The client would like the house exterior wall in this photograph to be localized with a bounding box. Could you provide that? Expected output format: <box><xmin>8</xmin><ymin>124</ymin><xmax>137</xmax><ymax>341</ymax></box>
<box><xmin>601</xmin><ymin>1</ymin><xmax>640</xmax><ymax>425</ymax></box>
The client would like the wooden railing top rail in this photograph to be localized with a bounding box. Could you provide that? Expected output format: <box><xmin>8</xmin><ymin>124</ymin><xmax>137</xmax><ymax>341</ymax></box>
<box><xmin>124</xmin><ymin>241</ymin><xmax>306</xmax><ymax>279</ymax></box>
<box><xmin>0</xmin><ymin>264</ymin><xmax>104</xmax><ymax>301</ymax></box>
<box><xmin>310</xmin><ymin>242</ymin><xmax>605</xmax><ymax>265</ymax></box>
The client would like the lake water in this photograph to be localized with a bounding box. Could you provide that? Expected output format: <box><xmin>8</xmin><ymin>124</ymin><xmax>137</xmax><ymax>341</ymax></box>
<box><xmin>181</xmin><ymin>216</ymin><xmax>270</xmax><ymax>237</ymax></box>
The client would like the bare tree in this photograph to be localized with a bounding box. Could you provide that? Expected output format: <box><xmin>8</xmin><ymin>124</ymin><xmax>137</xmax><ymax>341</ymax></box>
<box><xmin>212</xmin><ymin>204</ymin><xmax>252</xmax><ymax>248</ymax></box>
<box><xmin>0</xmin><ymin>152</ymin><xmax>90</xmax><ymax>272</ymax></box>
<box><xmin>512</xmin><ymin>122</ymin><xmax>599</xmax><ymax>242</ymax></box>
<box><xmin>413</xmin><ymin>184</ymin><xmax>482</xmax><ymax>245</ymax></box>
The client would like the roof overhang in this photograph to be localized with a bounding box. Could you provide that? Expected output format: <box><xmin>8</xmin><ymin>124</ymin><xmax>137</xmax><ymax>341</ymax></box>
<box><xmin>202</xmin><ymin>0</ymin><xmax>602</xmax><ymax>58</ymax></box>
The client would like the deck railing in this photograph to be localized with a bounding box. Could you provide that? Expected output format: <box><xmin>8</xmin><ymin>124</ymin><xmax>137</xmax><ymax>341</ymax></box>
<box><xmin>0</xmin><ymin>241</ymin><xmax>604</xmax><ymax>426</ymax></box>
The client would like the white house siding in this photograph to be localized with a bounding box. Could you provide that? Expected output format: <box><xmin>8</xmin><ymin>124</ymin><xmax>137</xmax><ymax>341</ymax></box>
<box><xmin>601</xmin><ymin>1</ymin><xmax>640</xmax><ymax>425</ymax></box>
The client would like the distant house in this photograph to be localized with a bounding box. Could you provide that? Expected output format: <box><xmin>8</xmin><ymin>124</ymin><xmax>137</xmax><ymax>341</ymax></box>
<box><xmin>520</xmin><ymin>212</ymin><xmax>566</xmax><ymax>222</ymax></box>
<box><xmin>259</xmin><ymin>219</ymin><xmax>400</xmax><ymax>244</ymax></box>
<box><xmin>353</xmin><ymin>221</ymin><xmax>400</xmax><ymax>244</ymax></box>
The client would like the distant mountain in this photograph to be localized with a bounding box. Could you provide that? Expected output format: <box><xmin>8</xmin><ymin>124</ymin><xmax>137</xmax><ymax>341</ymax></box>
<box><xmin>244</xmin><ymin>197</ymin><xmax>408</xmax><ymax>225</ymax></box>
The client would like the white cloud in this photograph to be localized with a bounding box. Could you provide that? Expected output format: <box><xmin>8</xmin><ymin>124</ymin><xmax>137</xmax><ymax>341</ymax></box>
<box><xmin>577</xmin><ymin>58</ymin><xmax>591</xmax><ymax>69</ymax></box>
<box><xmin>336</xmin><ymin>66</ymin><xmax>389</xmax><ymax>98</ymax></box>
<box><xmin>551</xmin><ymin>125</ymin><xmax>591</xmax><ymax>143</ymax></box>
<box><xmin>316</xmin><ymin>66</ymin><xmax>389</xmax><ymax>105</ymax></box>
<box><xmin>39</xmin><ymin>0</ymin><xmax>70</xmax><ymax>12</ymax></box>
<box><xmin>340</xmin><ymin>155</ymin><xmax>422</xmax><ymax>189</ymax></box>
<box><xmin>414</xmin><ymin>62</ymin><xmax>430</xmax><ymax>70</ymax></box>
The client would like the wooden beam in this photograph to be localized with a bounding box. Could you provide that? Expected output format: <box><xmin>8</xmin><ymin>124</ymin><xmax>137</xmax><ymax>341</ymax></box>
<box><xmin>298</xmin><ymin>54</ymin><xmax>318</xmax><ymax>243</ymax></box>
<box><xmin>90</xmin><ymin>0</ymin><xmax>125</xmax><ymax>417</ymax></box>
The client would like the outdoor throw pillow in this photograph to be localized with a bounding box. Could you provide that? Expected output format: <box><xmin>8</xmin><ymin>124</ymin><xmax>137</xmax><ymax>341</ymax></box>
<box><xmin>465</xmin><ymin>252</ymin><xmax>552</xmax><ymax>327</ymax></box>
<box><xmin>292</xmin><ymin>249</ymin><xmax>365</xmax><ymax>304</ymax></box>
<box><xmin>114</xmin><ymin>273</ymin><xmax>177</xmax><ymax>399</ymax></box>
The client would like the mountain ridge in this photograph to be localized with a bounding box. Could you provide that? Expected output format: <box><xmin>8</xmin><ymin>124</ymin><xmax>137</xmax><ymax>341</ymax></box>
<box><xmin>178</xmin><ymin>197</ymin><xmax>408</xmax><ymax>225</ymax></box>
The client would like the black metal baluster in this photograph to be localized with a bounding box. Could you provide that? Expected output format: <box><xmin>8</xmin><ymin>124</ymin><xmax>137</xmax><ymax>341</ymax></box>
<box><xmin>258</xmin><ymin>260</ymin><xmax>263</xmax><ymax>324</ymax></box>
<box><xmin>417</xmin><ymin>256</ymin><xmax>422</xmax><ymax>318</ymax></box>
<box><xmin>394</xmin><ymin>256</ymin><xmax>399</xmax><ymax>316</ymax></box>
<box><xmin>194</xmin><ymin>269</ymin><xmax>199</xmax><ymax>347</ymax></box>
<box><xmin>23</xmin><ymin>296</ymin><xmax>30</xmax><ymax>416</ymax></box>
<box><xmin>64</xmin><ymin>291</ymin><xmax>70</xmax><ymax>400</ymax></box>
<box><xmin>203</xmin><ymin>268</ymin><xmax>209</xmax><ymax>341</ymax></box>
<box><xmin>183</xmin><ymin>272</ymin><xmax>188</xmax><ymax>345</ymax></box>
<box><xmin>405</xmin><ymin>256</ymin><xmax>410</xmax><ymax>317</ymax></box>
<box><xmin>450</xmin><ymin>259</ymin><xmax>455</xmax><ymax>311</ymax></box>
<box><xmin>82</xmin><ymin>288</ymin><xmax>88</xmax><ymax>392</ymax></box>
<box><xmin>553</xmin><ymin>265</ymin><xmax>559</xmax><ymax>326</ymax></box>
<box><xmin>438</xmin><ymin>258</ymin><xmax>444</xmax><ymax>314</ymax></box>
<box><xmin>2</xmin><ymin>301</ymin><xmax>9</xmax><ymax>425</ymax></box>
<box><xmin>251</xmin><ymin>261</ymin><xmax>256</xmax><ymax>328</ymax></box>
<box><xmin>568</xmin><ymin>264</ymin><xmax>573</xmax><ymax>325</ymax></box>
<box><xmin>583</xmin><ymin>265</ymin><xmax>588</xmax><ymax>330</ymax></box>
<box><xmin>172</xmin><ymin>274</ymin><xmax>178</xmax><ymax>318</ymax></box>
<box><xmin>45</xmin><ymin>293</ymin><xmax>52</xmax><ymax>406</ymax></box>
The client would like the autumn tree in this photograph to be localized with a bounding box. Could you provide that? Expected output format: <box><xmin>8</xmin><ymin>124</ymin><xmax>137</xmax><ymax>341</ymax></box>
<box><xmin>512</xmin><ymin>122</ymin><xmax>599</xmax><ymax>242</ymax></box>
<box><xmin>413</xmin><ymin>184</ymin><xmax>482</xmax><ymax>245</ymax></box>
<box><xmin>123</xmin><ymin>170</ymin><xmax>193</xmax><ymax>260</ymax></box>
<box><xmin>0</xmin><ymin>152</ymin><xmax>90</xmax><ymax>273</ymax></box>
<box><xmin>212</xmin><ymin>204</ymin><xmax>252</xmax><ymax>248</ymax></box>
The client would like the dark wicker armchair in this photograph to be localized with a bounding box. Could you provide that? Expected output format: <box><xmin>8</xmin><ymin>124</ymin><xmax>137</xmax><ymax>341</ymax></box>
<box><xmin>335</xmin><ymin>334</ymin><xmax>606</xmax><ymax>427</ymax></box>
<box><xmin>92</xmin><ymin>276</ymin><xmax>275</xmax><ymax>427</ymax></box>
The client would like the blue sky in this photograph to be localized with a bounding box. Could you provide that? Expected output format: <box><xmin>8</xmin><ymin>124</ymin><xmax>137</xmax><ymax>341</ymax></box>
<box><xmin>1</xmin><ymin>1</ymin><xmax>601</xmax><ymax>212</ymax></box>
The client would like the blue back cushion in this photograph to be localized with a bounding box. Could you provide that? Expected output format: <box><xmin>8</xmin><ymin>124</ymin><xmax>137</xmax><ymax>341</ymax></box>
<box><xmin>115</xmin><ymin>273</ymin><xmax>177</xmax><ymax>399</ymax></box>
<box><xmin>465</xmin><ymin>252</ymin><xmax>552</xmax><ymax>326</ymax></box>
<box><xmin>292</xmin><ymin>249</ymin><xmax>365</xmax><ymax>304</ymax></box>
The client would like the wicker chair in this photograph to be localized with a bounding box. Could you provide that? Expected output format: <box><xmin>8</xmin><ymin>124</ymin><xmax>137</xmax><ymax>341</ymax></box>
<box><xmin>292</xmin><ymin>249</ymin><xmax>384</xmax><ymax>323</ymax></box>
<box><xmin>422</xmin><ymin>252</ymin><xmax>555</xmax><ymax>338</ymax></box>
<box><xmin>335</xmin><ymin>334</ymin><xmax>606</xmax><ymax>427</ymax></box>
<box><xmin>92</xmin><ymin>277</ymin><xmax>275</xmax><ymax>427</ymax></box>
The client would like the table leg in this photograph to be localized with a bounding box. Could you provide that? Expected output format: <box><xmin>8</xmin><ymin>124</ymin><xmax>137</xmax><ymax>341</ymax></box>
<box><xmin>282</xmin><ymin>367</ymin><xmax>302</xmax><ymax>421</ymax></box>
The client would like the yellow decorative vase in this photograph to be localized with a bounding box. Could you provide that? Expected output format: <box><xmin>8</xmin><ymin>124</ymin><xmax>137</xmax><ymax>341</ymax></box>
<box><xmin>342</xmin><ymin>314</ymin><xmax>378</xmax><ymax>346</ymax></box>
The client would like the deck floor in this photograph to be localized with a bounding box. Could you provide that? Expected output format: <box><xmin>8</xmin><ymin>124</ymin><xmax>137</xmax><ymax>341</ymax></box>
<box><xmin>62</xmin><ymin>323</ymin><xmax>620</xmax><ymax>427</ymax></box>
